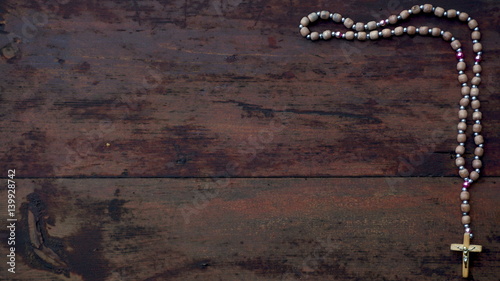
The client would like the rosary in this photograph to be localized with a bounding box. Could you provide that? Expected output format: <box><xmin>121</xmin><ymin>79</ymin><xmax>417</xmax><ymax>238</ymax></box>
<box><xmin>298</xmin><ymin>4</ymin><xmax>484</xmax><ymax>278</ymax></box>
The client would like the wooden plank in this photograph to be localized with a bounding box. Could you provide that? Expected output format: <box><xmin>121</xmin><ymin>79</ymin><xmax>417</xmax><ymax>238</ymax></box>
<box><xmin>0</xmin><ymin>177</ymin><xmax>498</xmax><ymax>280</ymax></box>
<box><xmin>0</xmin><ymin>0</ymin><xmax>498</xmax><ymax>178</ymax></box>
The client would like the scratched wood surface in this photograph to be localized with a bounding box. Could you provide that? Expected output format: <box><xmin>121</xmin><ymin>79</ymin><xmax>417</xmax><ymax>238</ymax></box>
<box><xmin>0</xmin><ymin>0</ymin><xmax>499</xmax><ymax>280</ymax></box>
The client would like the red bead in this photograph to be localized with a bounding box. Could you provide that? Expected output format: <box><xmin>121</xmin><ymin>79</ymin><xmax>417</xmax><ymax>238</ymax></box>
<box><xmin>456</xmin><ymin>52</ymin><xmax>464</xmax><ymax>60</ymax></box>
<box><xmin>465</xmin><ymin>228</ymin><xmax>471</xmax><ymax>233</ymax></box>
<box><xmin>475</xmin><ymin>55</ymin><xmax>482</xmax><ymax>62</ymax></box>
<box><xmin>463</xmin><ymin>181</ymin><xmax>470</xmax><ymax>188</ymax></box>
<box><xmin>379</xmin><ymin>20</ymin><xmax>386</xmax><ymax>26</ymax></box>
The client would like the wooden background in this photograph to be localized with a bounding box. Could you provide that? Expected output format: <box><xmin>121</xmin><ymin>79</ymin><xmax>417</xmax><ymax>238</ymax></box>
<box><xmin>0</xmin><ymin>0</ymin><xmax>499</xmax><ymax>280</ymax></box>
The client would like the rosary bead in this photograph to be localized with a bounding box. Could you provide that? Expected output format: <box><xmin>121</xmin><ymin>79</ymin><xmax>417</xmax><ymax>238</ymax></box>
<box><xmin>475</xmin><ymin>147</ymin><xmax>484</xmax><ymax>156</ymax></box>
<box><xmin>442</xmin><ymin>31</ymin><xmax>452</xmax><ymax>41</ymax></box>
<box><xmin>345</xmin><ymin>31</ymin><xmax>354</xmax><ymax>40</ymax></box>
<box><xmin>310</xmin><ymin>32</ymin><xmax>320</xmax><ymax>41</ymax></box>
<box><xmin>459</xmin><ymin>169</ymin><xmax>469</xmax><ymax>178</ymax></box>
<box><xmin>470</xmin><ymin>171</ymin><xmax>480</xmax><ymax>181</ymax></box>
<box><xmin>456</xmin><ymin>157</ymin><xmax>466</xmax><ymax>167</ymax></box>
<box><xmin>365</xmin><ymin>20</ymin><xmax>376</xmax><ymax>30</ymax></box>
<box><xmin>322</xmin><ymin>30</ymin><xmax>332</xmax><ymax>40</ymax></box>
<box><xmin>473</xmin><ymin>64</ymin><xmax>482</xmax><ymax>74</ymax></box>
<box><xmin>459</xmin><ymin>12</ymin><xmax>469</xmax><ymax>21</ymax></box>
<box><xmin>407</xmin><ymin>26</ymin><xmax>416</xmax><ymax>35</ymax></box>
<box><xmin>471</xmin><ymin>76</ymin><xmax>481</xmax><ymax>85</ymax></box>
<box><xmin>456</xmin><ymin>52</ymin><xmax>464</xmax><ymax>60</ymax></box>
<box><xmin>459</xmin><ymin>99</ymin><xmax>469</xmax><ymax>108</ymax></box>
<box><xmin>393</xmin><ymin>26</ymin><xmax>403</xmax><ymax>36</ymax></box>
<box><xmin>456</xmin><ymin>145</ymin><xmax>465</xmax><ymax>155</ymax></box>
<box><xmin>400</xmin><ymin>10</ymin><xmax>410</xmax><ymax>20</ymax></box>
<box><xmin>357</xmin><ymin>32</ymin><xmax>367</xmax><ymax>40</ymax></box>
<box><xmin>382</xmin><ymin>28</ymin><xmax>392</xmax><ymax>38</ymax></box>
<box><xmin>451</xmin><ymin>40</ymin><xmax>461</xmax><ymax>50</ymax></box>
<box><xmin>471</xmin><ymin>30</ymin><xmax>481</xmax><ymax>40</ymax></box>
<box><xmin>447</xmin><ymin>9</ymin><xmax>457</xmax><ymax>18</ymax></box>
<box><xmin>332</xmin><ymin>13</ymin><xmax>342</xmax><ymax>22</ymax></box>
<box><xmin>458</xmin><ymin>109</ymin><xmax>468</xmax><ymax>119</ymax></box>
<box><xmin>423</xmin><ymin>4</ymin><xmax>433</xmax><ymax>13</ymax></box>
<box><xmin>462</xmin><ymin>215</ymin><xmax>471</xmax><ymax>224</ymax></box>
<box><xmin>355</xmin><ymin>22</ymin><xmax>365</xmax><ymax>31</ymax></box>
<box><xmin>474</xmin><ymin>135</ymin><xmax>484</xmax><ymax>145</ymax></box>
<box><xmin>463</xmin><ymin>181</ymin><xmax>471</xmax><ymax>188</ymax></box>
<box><xmin>388</xmin><ymin>15</ymin><xmax>398</xmax><ymax>24</ymax></box>
<box><xmin>434</xmin><ymin>7</ymin><xmax>445</xmax><ymax>17</ymax></box>
<box><xmin>472</xmin><ymin>111</ymin><xmax>482</xmax><ymax>121</ymax></box>
<box><xmin>473</xmin><ymin>123</ymin><xmax>482</xmax><ymax>133</ymax></box>
<box><xmin>300</xmin><ymin>27</ymin><xmax>310</xmax><ymax>37</ymax></box>
<box><xmin>461</xmin><ymin>86</ymin><xmax>471</xmax><ymax>95</ymax></box>
<box><xmin>471</xmin><ymin>100</ymin><xmax>480</xmax><ymax>109</ymax></box>
<box><xmin>369</xmin><ymin>30</ymin><xmax>379</xmax><ymax>40</ymax></box>
<box><xmin>468</xmin><ymin>19</ymin><xmax>479</xmax><ymax>29</ymax></box>
<box><xmin>419</xmin><ymin>26</ymin><xmax>429</xmax><ymax>35</ymax></box>
<box><xmin>411</xmin><ymin>5</ymin><xmax>421</xmax><ymax>14</ymax></box>
<box><xmin>431</xmin><ymin>27</ymin><xmax>441</xmax><ymax>36</ymax></box>
<box><xmin>470</xmin><ymin>87</ymin><xmax>479</xmax><ymax>96</ymax></box>
<box><xmin>457</xmin><ymin>134</ymin><xmax>467</xmax><ymax>143</ymax></box>
<box><xmin>457</xmin><ymin>62</ymin><xmax>466</xmax><ymax>72</ymax></box>
<box><xmin>457</xmin><ymin>122</ymin><xmax>467</xmax><ymax>130</ymax></box>
<box><xmin>344</xmin><ymin>18</ymin><xmax>354</xmax><ymax>28</ymax></box>
<box><xmin>320</xmin><ymin>10</ymin><xmax>330</xmax><ymax>20</ymax></box>
<box><xmin>300</xmin><ymin>17</ymin><xmax>310</xmax><ymax>27</ymax></box>
<box><xmin>308</xmin><ymin>12</ymin><xmax>319</xmax><ymax>22</ymax></box>
<box><xmin>461</xmin><ymin>204</ymin><xmax>471</xmax><ymax>213</ymax></box>
<box><xmin>458</xmin><ymin>74</ymin><xmax>468</xmax><ymax>83</ymax></box>
<box><xmin>472</xmin><ymin>160</ymin><xmax>482</xmax><ymax>169</ymax></box>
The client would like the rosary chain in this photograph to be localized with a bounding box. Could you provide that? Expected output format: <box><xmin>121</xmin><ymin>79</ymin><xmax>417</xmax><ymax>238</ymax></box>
<box><xmin>299</xmin><ymin>4</ymin><xmax>484</xmax><ymax>237</ymax></box>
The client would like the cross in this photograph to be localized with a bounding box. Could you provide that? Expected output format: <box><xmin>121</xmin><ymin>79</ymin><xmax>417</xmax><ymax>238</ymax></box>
<box><xmin>450</xmin><ymin>233</ymin><xmax>482</xmax><ymax>278</ymax></box>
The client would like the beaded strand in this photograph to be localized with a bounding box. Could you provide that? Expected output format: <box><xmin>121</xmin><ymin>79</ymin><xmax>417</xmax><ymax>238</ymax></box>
<box><xmin>299</xmin><ymin>3</ymin><xmax>485</xmax><ymax>275</ymax></box>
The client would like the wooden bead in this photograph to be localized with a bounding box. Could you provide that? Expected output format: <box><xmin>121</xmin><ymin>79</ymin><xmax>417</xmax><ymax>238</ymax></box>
<box><xmin>400</xmin><ymin>10</ymin><xmax>410</xmax><ymax>20</ymax></box>
<box><xmin>320</xmin><ymin>11</ymin><xmax>330</xmax><ymax>20</ymax></box>
<box><xmin>355</xmin><ymin>22</ymin><xmax>365</xmax><ymax>31</ymax></box>
<box><xmin>332</xmin><ymin>13</ymin><xmax>342</xmax><ymax>23</ymax></box>
<box><xmin>388</xmin><ymin>15</ymin><xmax>398</xmax><ymax>24</ymax></box>
<box><xmin>308</xmin><ymin>12</ymin><xmax>319</xmax><ymax>22</ymax></box>
<box><xmin>423</xmin><ymin>4</ymin><xmax>433</xmax><ymax>13</ymax></box>
<box><xmin>470</xmin><ymin>88</ymin><xmax>479</xmax><ymax>96</ymax></box>
<box><xmin>458</xmin><ymin>74</ymin><xmax>468</xmax><ymax>83</ymax></box>
<box><xmin>407</xmin><ymin>26</ymin><xmax>416</xmax><ymax>35</ymax></box>
<box><xmin>455</xmin><ymin>145</ymin><xmax>465</xmax><ymax>155</ymax></box>
<box><xmin>322</xmin><ymin>30</ymin><xmax>332</xmax><ymax>40</ymax></box>
<box><xmin>382</xmin><ymin>28</ymin><xmax>392</xmax><ymax>38</ymax></box>
<box><xmin>419</xmin><ymin>26</ymin><xmax>429</xmax><ymax>35</ymax></box>
<box><xmin>457</xmin><ymin>61</ymin><xmax>466</xmax><ymax>71</ymax></box>
<box><xmin>471</xmin><ymin>31</ymin><xmax>481</xmax><ymax>40</ymax></box>
<box><xmin>344</xmin><ymin>18</ymin><xmax>354</xmax><ymax>28</ymax></box>
<box><xmin>431</xmin><ymin>27</ymin><xmax>441</xmax><ymax>36</ymax></box>
<box><xmin>411</xmin><ymin>5</ymin><xmax>421</xmax><ymax>14</ymax></box>
<box><xmin>473</xmin><ymin>64</ymin><xmax>482</xmax><ymax>74</ymax></box>
<box><xmin>461</xmin><ymin>215</ymin><xmax>471</xmax><ymax>224</ymax></box>
<box><xmin>468</xmin><ymin>19</ymin><xmax>478</xmax><ymax>29</ymax></box>
<box><xmin>394</xmin><ymin>26</ymin><xmax>404</xmax><ymax>36</ymax></box>
<box><xmin>471</xmin><ymin>77</ymin><xmax>481</xmax><ymax>85</ymax></box>
<box><xmin>300</xmin><ymin>27</ymin><xmax>310</xmax><ymax>37</ymax></box>
<box><xmin>345</xmin><ymin>31</ymin><xmax>355</xmax><ymax>40</ymax></box>
<box><xmin>459</xmin><ymin>12</ymin><xmax>469</xmax><ymax>21</ymax></box>
<box><xmin>357</xmin><ymin>32</ymin><xmax>367</xmax><ymax>41</ymax></box>
<box><xmin>447</xmin><ymin>9</ymin><xmax>457</xmax><ymax>18</ymax></box>
<box><xmin>473</xmin><ymin>124</ymin><xmax>482</xmax><ymax>133</ymax></box>
<box><xmin>456</xmin><ymin>157</ymin><xmax>466</xmax><ymax>167</ymax></box>
<box><xmin>459</xmin><ymin>169</ymin><xmax>469</xmax><ymax>178</ymax></box>
<box><xmin>473</xmin><ymin>159</ymin><xmax>482</xmax><ymax>169</ymax></box>
<box><xmin>470</xmin><ymin>171</ymin><xmax>480</xmax><ymax>181</ymax></box>
<box><xmin>460</xmin><ymin>191</ymin><xmax>470</xmax><ymax>200</ymax></box>
<box><xmin>461</xmin><ymin>86</ymin><xmax>471</xmax><ymax>95</ymax></box>
<box><xmin>369</xmin><ymin>30</ymin><xmax>379</xmax><ymax>40</ymax></box>
<box><xmin>458</xmin><ymin>109</ymin><xmax>468</xmax><ymax>119</ymax></box>
<box><xmin>310</xmin><ymin>32</ymin><xmax>320</xmax><ymax>41</ymax></box>
<box><xmin>474</xmin><ymin>147</ymin><xmax>484</xmax><ymax>157</ymax></box>
<box><xmin>457</xmin><ymin>134</ymin><xmax>466</xmax><ymax>143</ymax></box>
<box><xmin>473</xmin><ymin>43</ymin><xmax>482</xmax><ymax>52</ymax></box>
<box><xmin>451</xmin><ymin>40</ymin><xmax>461</xmax><ymax>50</ymax></box>
<box><xmin>474</xmin><ymin>135</ymin><xmax>484</xmax><ymax>145</ymax></box>
<box><xmin>367</xmin><ymin>21</ymin><xmax>377</xmax><ymax>30</ymax></box>
<box><xmin>434</xmin><ymin>7</ymin><xmax>445</xmax><ymax>17</ymax></box>
<box><xmin>300</xmin><ymin>17</ymin><xmax>310</xmax><ymax>27</ymax></box>
<box><xmin>461</xmin><ymin>204</ymin><xmax>471</xmax><ymax>213</ymax></box>
<box><xmin>473</xmin><ymin>111</ymin><xmax>482</xmax><ymax>120</ymax></box>
<box><xmin>471</xmin><ymin>100</ymin><xmax>480</xmax><ymax>109</ymax></box>
<box><xmin>459</xmin><ymin>98</ymin><xmax>470</xmax><ymax>107</ymax></box>
<box><xmin>457</xmin><ymin>122</ymin><xmax>467</xmax><ymax>130</ymax></box>
<box><xmin>442</xmin><ymin>31</ymin><xmax>452</xmax><ymax>41</ymax></box>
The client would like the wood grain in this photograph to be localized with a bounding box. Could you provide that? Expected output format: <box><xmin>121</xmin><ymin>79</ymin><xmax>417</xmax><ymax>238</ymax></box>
<box><xmin>0</xmin><ymin>0</ymin><xmax>499</xmax><ymax>280</ymax></box>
